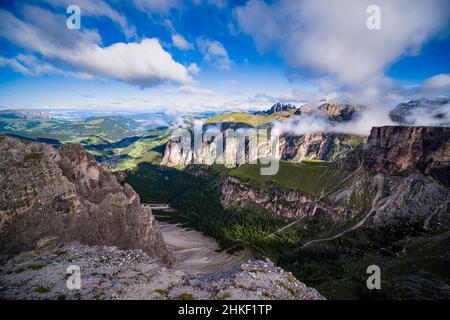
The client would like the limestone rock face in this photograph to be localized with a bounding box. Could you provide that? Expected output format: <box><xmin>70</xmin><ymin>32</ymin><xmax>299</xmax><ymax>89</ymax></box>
<box><xmin>161</xmin><ymin>130</ymin><xmax>359</xmax><ymax>168</ymax></box>
<box><xmin>293</xmin><ymin>105</ymin><xmax>313</xmax><ymax>116</ymax></box>
<box><xmin>160</xmin><ymin>136</ymin><xmax>193</xmax><ymax>168</ymax></box>
<box><xmin>221</xmin><ymin>176</ymin><xmax>355</xmax><ymax>222</ymax></box>
<box><xmin>361</xmin><ymin>126</ymin><xmax>450</xmax><ymax>186</ymax></box>
<box><xmin>161</xmin><ymin>129</ymin><xmax>279</xmax><ymax>169</ymax></box>
<box><xmin>220</xmin><ymin>126</ymin><xmax>450</xmax><ymax>231</ymax></box>
<box><xmin>280</xmin><ymin>133</ymin><xmax>334</xmax><ymax>162</ymax></box>
<box><xmin>0</xmin><ymin>136</ymin><xmax>174</xmax><ymax>266</ymax></box>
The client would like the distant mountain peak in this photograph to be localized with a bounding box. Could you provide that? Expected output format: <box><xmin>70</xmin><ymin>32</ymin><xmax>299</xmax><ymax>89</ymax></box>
<box><xmin>317</xmin><ymin>101</ymin><xmax>358</xmax><ymax>121</ymax></box>
<box><xmin>265</xmin><ymin>102</ymin><xmax>297</xmax><ymax>114</ymax></box>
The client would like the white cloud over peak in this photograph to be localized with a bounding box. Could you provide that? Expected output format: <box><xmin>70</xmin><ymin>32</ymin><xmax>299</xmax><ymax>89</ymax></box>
<box><xmin>0</xmin><ymin>6</ymin><xmax>192</xmax><ymax>87</ymax></box>
<box><xmin>197</xmin><ymin>37</ymin><xmax>233</xmax><ymax>70</ymax></box>
<box><xmin>235</xmin><ymin>0</ymin><xmax>450</xmax><ymax>86</ymax></box>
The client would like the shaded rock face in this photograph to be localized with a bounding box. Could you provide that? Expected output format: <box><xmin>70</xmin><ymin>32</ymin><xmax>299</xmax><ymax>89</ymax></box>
<box><xmin>389</xmin><ymin>97</ymin><xmax>450</xmax><ymax>126</ymax></box>
<box><xmin>355</xmin><ymin>126</ymin><xmax>450</xmax><ymax>186</ymax></box>
<box><xmin>293</xmin><ymin>105</ymin><xmax>313</xmax><ymax>116</ymax></box>
<box><xmin>0</xmin><ymin>136</ymin><xmax>174</xmax><ymax>266</ymax></box>
<box><xmin>280</xmin><ymin>132</ymin><xmax>365</xmax><ymax>162</ymax></box>
<box><xmin>221</xmin><ymin>177</ymin><xmax>355</xmax><ymax>222</ymax></box>
<box><xmin>161</xmin><ymin>136</ymin><xmax>193</xmax><ymax>168</ymax></box>
<box><xmin>318</xmin><ymin>102</ymin><xmax>356</xmax><ymax>121</ymax></box>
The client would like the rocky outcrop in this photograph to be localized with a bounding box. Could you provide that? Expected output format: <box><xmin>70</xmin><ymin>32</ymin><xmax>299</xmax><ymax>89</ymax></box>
<box><xmin>318</xmin><ymin>102</ymin><xmax>358</xmax><ymax>121</ymax></box>
<box><xmin>0</xmin><ymin>243</ymin><xmax>325</xmax><ymax>300</ymax></box>
<box><xmin>293</xmin><ymin>105</ymin><xmax>313</xmax><ymax>116</ymax></box>
<box><xmin>161</xmin><ymin>136</ymin><xmax>193</xmax><ymax>168</ymax></box>
<box><xmin>280</xmin><ymin>133</ymin><xmax>333</xmax><ymax>161</ymax></box>
<box><xmin>389</xmin><ymin>97</ymin><xmax>449</xmax><ymax>126</ymax></box>
<box><xmin>265</xmin><ymin>102</ymin><xmax>297</xmax><ymax>114</ymax></box>
<box><xmin>220</xmin><ymin>126</ymin><xmax>450</xmax><ymax>231</ymax></box>
<box><xmin>160</xmin><ymin>102</ymin><xmax>367</xmax><ymax>168</ymax></box>
<box><xmin>343</xmin><ymin>126</ymin><xmax>450</xmax><ymax>186</ymax></box>
<box><xmin>221</xmin><ymin>177</ymin><xmax>355</xmax><ymax>222</ymax></box>
<box><xmin>0</xmin><ymin>136</ymin><xmax>174</xmax><ymax>266</ymax></box>
<box><xmin>161</xmin><ymin>129</ymin><xmax>279</xmax><ymax>168</ymax></box>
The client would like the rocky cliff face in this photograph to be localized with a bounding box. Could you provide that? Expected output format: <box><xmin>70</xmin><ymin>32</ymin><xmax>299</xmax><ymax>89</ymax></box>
<box><xmin>343</xmin><ymin>126</ymin><xmax>450</xmax><ymax>186</ymax></box>
<box><xmin>318</xmin><ymin>102</ymin><xmax>358</xmax><ymax>121</ymax></box>
<box><xmin>161</xmin><ymin>131</ymin><xmax>361</xmax><ymax>168</ymax></box>
<box><xmin>0</xmin><ymin>135</ymin><xmax>327</xmax><ymax>300</ymax></box>
<box><xmin>279</xmin><ymin>132</ymin><xmax>360</xmax><ymax>162</ymax></box>
<box><xmin>264</xmin><ymin>102</ymin><xmax>297</xmax><ymax>114</ymax></box>
<box><xmin>220</xmin><ymin>126</ymin><xmax>450</xmax><ymax>231</ymax></box>
<box><xmin>161</xmin><ymin>128</ymin><xmax>280</xmax><ymax>168</ymax></box>
<box><xmin>0</xmin><ymin>136</ymin><xmax>174</xmax><ymax>266</ymax></box>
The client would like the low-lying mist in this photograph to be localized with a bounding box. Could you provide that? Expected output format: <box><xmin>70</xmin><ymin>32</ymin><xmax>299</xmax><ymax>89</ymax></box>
<box><xmin>272</xmin><ymin>97</ymin><xmax>449</xmax><ymax>136</ymax></box>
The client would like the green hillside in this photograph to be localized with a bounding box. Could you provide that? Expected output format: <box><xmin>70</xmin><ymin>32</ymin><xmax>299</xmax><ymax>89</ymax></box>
<box><xmin>0</xmin><ymin>115</ymin><xmax>142</xmax><ymax>142</ymax></box>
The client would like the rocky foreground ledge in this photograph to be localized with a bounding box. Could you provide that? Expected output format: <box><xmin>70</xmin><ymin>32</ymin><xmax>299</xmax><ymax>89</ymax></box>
<box><xmin>0</xmin><ymin>242</ymin><xmax>324</xmax><ymax>300</ymax></box>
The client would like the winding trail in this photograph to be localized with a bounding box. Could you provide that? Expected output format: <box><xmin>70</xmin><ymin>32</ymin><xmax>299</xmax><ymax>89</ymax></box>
<box><xmin>301</xmin><ymin>202</ymin><xmax>377</xmax><ymax>248</ymax></box>
<box><xmin>266</xmin><ymin>162</ymin><xmax>365</xmax><ymax>239</ymax></box>
<box><xmin>301</xmin><ymin>174</ymin><xmax>401</xmax><ymax>248</ymax></box>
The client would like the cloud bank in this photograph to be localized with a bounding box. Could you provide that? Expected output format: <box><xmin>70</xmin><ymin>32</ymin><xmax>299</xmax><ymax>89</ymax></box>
<box><xmin>235</xmin><ymin>0</ymin><xmax>450</xmax><ymax>86</ymax></box>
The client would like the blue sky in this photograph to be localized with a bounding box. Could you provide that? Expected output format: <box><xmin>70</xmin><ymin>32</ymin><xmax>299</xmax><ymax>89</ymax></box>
<box><xmin>0</xmin><ymin>0</ymin><xmax>449</xmax><ymax>112</ymax></box>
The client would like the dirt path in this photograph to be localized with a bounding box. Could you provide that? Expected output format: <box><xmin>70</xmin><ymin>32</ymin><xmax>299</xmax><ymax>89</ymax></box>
<box><xmin>266</xmin><ymin>162</ymin><xmax>365</xmax><ymax>239</ymax></box>
<box><xmin>158</xmin><ymin>222</ymin><xmax>247</xmax><ymax>274</ymax></box>
<box><xmin>301</xmin><ymin>176</ymin><xmax>397</xmax><ymax>248</ymax></box>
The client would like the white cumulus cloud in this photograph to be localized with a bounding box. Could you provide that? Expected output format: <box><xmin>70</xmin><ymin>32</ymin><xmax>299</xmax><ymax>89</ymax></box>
<box><xmin>234</xmin><ymin>0</ymin><xmax>450</xmax><ymax>86</ymax></box>
<box><xmin>0</xmin><ymin>6</ymin><xmax>192</xmax><ymax>87</ymax></box>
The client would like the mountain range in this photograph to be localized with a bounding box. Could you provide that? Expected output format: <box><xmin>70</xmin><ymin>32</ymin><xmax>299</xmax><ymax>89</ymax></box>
<box><xmin>0</xmin><ymin>97</ymin><xmax>449</xmax><ymax>299</ymax></box>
